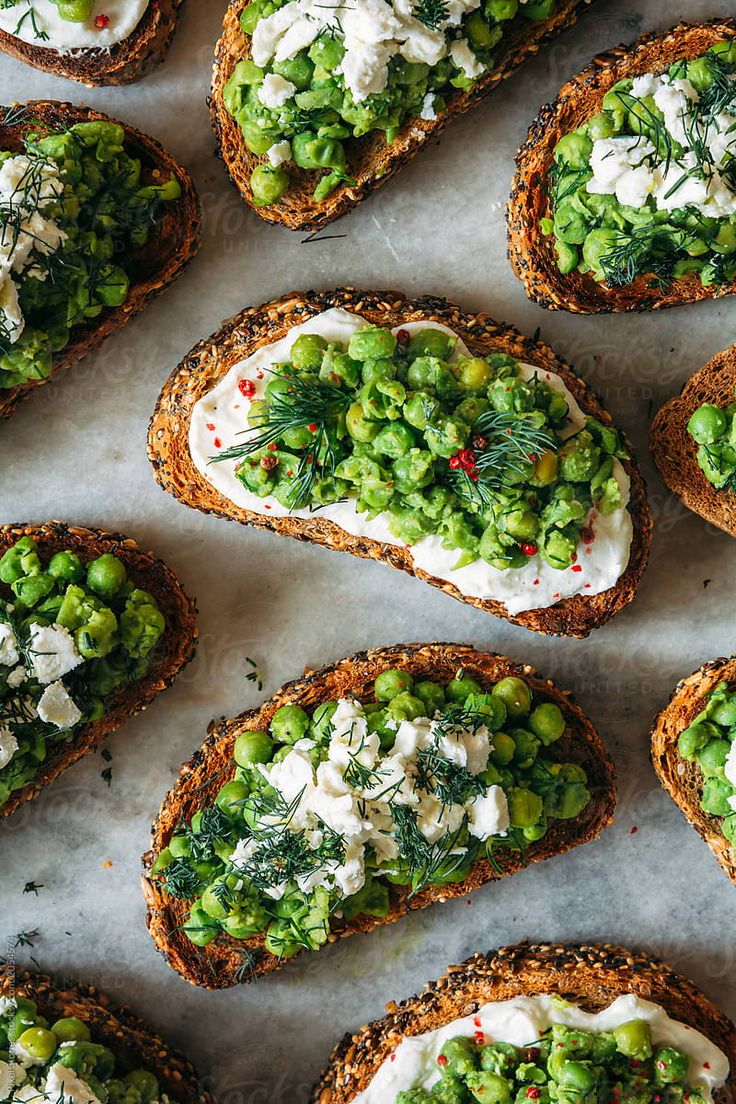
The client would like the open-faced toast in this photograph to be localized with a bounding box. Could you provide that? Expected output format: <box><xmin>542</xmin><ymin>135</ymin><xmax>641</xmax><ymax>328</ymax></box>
<box><xmin>507</xmin><ymin>18</ymin><xmax>736</xmax><ymax>314</ymax></box>
<box><xmin>651</xmin><ymin>656</ymin><xmax>736</xmax><ymax>889</ymax></box>
<box><xmin>0</xmin><ymin>100</ymin><xmax>201</xmax><ymax>420</ymax></box>
<box><xmin>311</xmin><ymin>941</ymin><xmax>736</xmax><ymax>1103</ymax></box>
<box><xmin>0</xmin><ymin>520</ymin><xmax>197</xmax><ymax>820</ymax></box>
<box><xmin>211</xmin><ymin>0</ymin><xmax>598</xmax><ymax>231</ymax></box>
<box><xmin>0</xmin><ymin>0</ymin><xmax>184</xmax><ymax>86</ymax></box>
<box><xmin>142</xmin><ymin>642</ymin><xmax>617</xmax><ymax>989</ymax></box>
<box><xmin>651</xmin><ymin>345</ymin><xmax>736</xmax><ymax>539</ymax></box>
<box><xmin>0</xmin><ymin>968</ymin><xmax>210</xmax><ymax>1104</ymax></box>
<box><xmin>148</xmin><ymin>287</ymin><xmax>652</xmax><ymax>638</ymax></box>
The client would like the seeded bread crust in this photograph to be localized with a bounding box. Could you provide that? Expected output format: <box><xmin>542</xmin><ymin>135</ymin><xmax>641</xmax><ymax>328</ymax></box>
<box><xmin>141</xmin><ymin>642</ymin><xmax>617</xmax><ymax>989</ymax></box>
<box><xmin>651</xmin><ymin>656</ymin><xmax>736</xmax><ymax>889</ymax></box>
<box><xmin>310</xmin><ymin>942</ymin><xmax>736</xmax><ymax>1104</ymax></box>
<box><xmin>0</xmin><ymin>968</ymin><xmax>211</xmax><ymax>1104</ymax></box>
<box><xmin>651</xmin><ymin>345</ymin><xmax>736</xmax><ymax>539</ymax></box>
<box><xmin>507</xmin><ymin>18</ymin><xmax>736</xmax><ymax>314</ymax></box>
<box><xmin>211</xmin><ymin>0</ymin><xmax>598</xmax><ymax>231</ymax></box>
<box><xmin>147</xmin><ymin>287</ymin><xmax>652</xmax><ymax>638</ymax></box>
<box><xmin>0</xmin><ymin>520</ymin><xmax>198</xmax><ymax>820</ymax></box>
<box><xmin>0</xmin><ymin>0</ymin><xmax>184</xmax><ymax>86</ymax></box>
<box><xmin>0</xmin><ymin>100</ymin><xmax>202</xmax><ymax>420</ymax></box>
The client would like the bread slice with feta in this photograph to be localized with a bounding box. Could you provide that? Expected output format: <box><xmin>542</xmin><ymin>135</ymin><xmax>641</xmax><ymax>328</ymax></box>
<box><xmin>141</xmin><ymin>642</ymin><xmax>617</xmax><ymax>988</ymax></box>
<box><xmin>651</xmin><ymin>344</ymin><xmax>736</xmax><ymax>539</ymax></box>
<box><xmin>0</xmin><ymin>100</ymin><xmax>201</xmax><ymax>421</ymax></box>
<box><xmin>211</xmin><ymin>0</ymin><xmax>599</xmax><ymax>231</ymax></box>
<box><xmin>0</xmin><ymin>520</ymin><xmax>198</xmax><ymax>820</ymax></box>
<box><xmin>0</xmin><ymin>0</ymin><xmax>184</xmax><ymax>86</ymax></box>
<box><xmin>507</xmin><ymin>18</ymin><xmax>736</xmax><ymax>314</ymax></box>
<box><xmin>651</xmin><ymin>655</ymin><xmax>736</xmax><ymax>889</ymax></box>
<box><xmin>311</xmin><ymin>942</ymin><xmax>736</xmax><ymax>1104</ymax></box>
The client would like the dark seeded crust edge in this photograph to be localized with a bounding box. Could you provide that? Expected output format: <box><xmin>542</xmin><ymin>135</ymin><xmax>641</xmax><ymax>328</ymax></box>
<box><xmin>650</xmin><ymin>656</ymin><xmax>736</xmax><ymax>888</ymax></box>
<box><xmin>310</xmin><ymin>942</ymin><xmax>736</xmax><ymax>1104</ymax></box>
<box><xmin>147</xmin><ymin>286</ymin><xmax>652</xmax><ymax>639</ymax></box>
<box><xmin>650</xmin><ymin>345</ymin><xmax>736</xmax><ymax>539</ymax></box>
<box><xmin>0</xmin><ymin>520</ymin><xmax>198</xmax><ymax>820</ymax></box>
<box><xmin>0</xmin><ymin>0</ymin><xmax>184</xmax><ymax>86</ymax></box>
<box><xmin>0</xmin><ymin>100</ymin><xmax>202</xmax><ymax>420</ymax></box>
<box><xmin>507</xmin><ymin>18</ymin><xmax>736</xmax><ymax>314</ymax></box>
<box><xmin>141</xmin><ymin>642</ymin><xmax>617</xmax><ymax>990</ymax></box>
<box><xmin>210</xmin><ymin>0</ymin><xmax>598</xmax><ymax>231</ymax></box>
<box><xmin>0</xmin><ymin>968</ymin><xmax>212</xmax><ymax>1104</ymax></box>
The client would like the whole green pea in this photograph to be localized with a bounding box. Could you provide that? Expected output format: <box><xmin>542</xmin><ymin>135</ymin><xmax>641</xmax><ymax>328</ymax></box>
<box><xmin>51</xmin><ymin>1017</ymin><xmax>90</xmax><ymax>1044</ymax></box>
<box><xmin>250</xmin><ymin>164</ymin><xmax>289</xmax><ymax>207</ymax></box>
<box><xmin>407</xmin><ymin>329</ymin><xmax>455</xmax><ymax>360</ymax></box>
<box><xmin>446</xmin><ymin>674</ymin><xmax>483</xmax><ymax>703</ymax></box>
<box><xmin>465</xmin><ymin>1072</ymin><xmax>511</xmax><ymax>1104</ymax></box>
<box><xmin>555</xmin><ymin>1061</ymin><xmax>597</xmax><ymax>1092</ymax></box>
<box><xmin>290</xmin><ymin>333</ymin><xmax>327</xmax><ymax>371</ymax></box>
<box><xmin>414</xmin><ymin>680</ymin><xmax>445</xmax><ymax>715</ymax></box>
<box><xmin>48</xmin><ymin>550</ymin><xmax>84</xmax><ymax>583</ymax></box>
<box><xmin>529</xmin><ymin>702</ymin><xmax>565</xmax><ymax>745</ymax></box>
<box><xmin>375</xmin><ymin>668</ymin><xmax>414</xmax><ymax>701</ymax></box>
<box><xmin>508</xmin><ymin>787</ymin><xmax>543</xmax><ymax>828</ymax></box>
<box><xmin>348</xmin><ymin>327</ymin><xmax>397</xmax><ymax>362</ymax></box>
<box><xmin>215</xmin><ymin>779</ymin><xmax>248</xmax><ymax>814</ymax></box>
<box><xmin>489</xmin><ymin>732</ymin><xmax>515</xmax><ymax>766</ymax></box>
<box><xmin>87</xmin><ymin>553</ymin><xmax>127</xmax><ymax>598</ymax></box>
<box><xmin>17</xmin><ymin>1026</ymin><xmax>58</xmax><ymax>1061</ymax></box>
<box><xmin>688</xmin><ymin>403</ymin><xmax>727</xmax><ymax>445</ymax></box>
<box><xmin>124</xmin><ymin>1071</ymin><xmax>159</xmax><ymax>1104</ymax></box>
<box><xmin>654</xmin><ymin>1047</ymin><xmax>690</xmax><ymax>1084</ymax></box>
<box><xmin>386</xmin><ymin>692</ymin><xmax>425</xmax><ymax>722</ymax></box>
<box><xmin>234</xmin><ymin>730</ymin><xmax>274</xmax><ymax>766</ymax></box>
<box><xmin>710</xmin><ymin>696</ymin><xmax>736</xmax><ymax>727</ymax></box>
<box><xmin>492</xmin><ymin>677</ymin><xmax>532</xmax><ymax>718</ymax></box>
<box><xmin>184</xmin><ymin>904</ymin><xmax>220</xmax><ymax>947</ymax></box>
<box><xmin>613</xmin><ymin>1019</ymin><xmax>653</xmax><ymax>1060</ymax></box>
<box><xmin>270</xmin><ymin>703</ymin><xmax>310</xmax><ymax>743</ymax></box>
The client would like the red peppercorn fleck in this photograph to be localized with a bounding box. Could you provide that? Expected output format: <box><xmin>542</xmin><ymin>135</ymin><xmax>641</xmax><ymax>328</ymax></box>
<box><xmin>238</xmin><ymin>379</ymin><xmax>256</xmax><ymax>398</ymax></box>
<box><xmin>396</xmin><ymin>328</ymin><xmax>410</xmax><ymax>346</ymax></box>
<box><xmin>267</xmin><ymin>442</ymin><xmax>278</xmax><ymax>450</ymax></box>
<box><xmin>308</xmin><ymin>423</ymin><xmax>318</xmax><ymax>432</ymax></box>
<box><xmin>213</xmin><ymin>437</ymin><xmax>222</xmax><ymax>449</ymax></box>
<box><xmin>95</xmin><ymin>13</ymin><xmax>110</xmax><ymax>27</ymax></box>
<box><xmin>437</xmin><ymin>1055</ymin><xmax>448</xmax><ymax>1069</ymax></box>
<box><xmin>206</xmin><ymin>423</ymin><xmax>215</xmax><ymax>431</ymax></box>
<box><xmin>449</xmin><ymin>456</ymin><xmax>462</xmax><ymax>470</ymax></box>
<box><xmin>475</xmin><ymin>1032</ymin><xmax>486</xmax><ymax>1046</ymax></box>
<box><xmin>472</xmin><ymin>434</ymin><xmax>487</xmax><ymax>450</ymax></box>
<box><xmin>526</xmin><ymin>1089</ymin><xmax>541</xmax><ymax>1099</ymax></box>
<box><xmin>571</xmin><ymin>564</ymin><xmax>582</xmax><ymax>573</ymax></box>
<box><xmin>521</xmin><ymin>542</ymin><xmax>537</xmax><ymax>557</ymax></box>
<box><xmin>580</xmin><ymin>526</ymin><xmax>595</xmax><ymax>544</ymax></box>
<box><xmin>260</xmin><ymin>455</ymin><xmax>278</xmax><ymax>470</ymax></box>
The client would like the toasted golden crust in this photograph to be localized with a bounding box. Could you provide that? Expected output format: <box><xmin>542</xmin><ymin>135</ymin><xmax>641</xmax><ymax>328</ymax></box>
<box><xmin>147</xmin><ymin>287</ymin><xmax>652</xmax><ymax>638</ymax></box>
<box><xmin>0</xmin><ymin>100</ymin><xmax>202</xmax><ymax>420</ymax></box>
<box><xmin>651</xmin><ymin>656</ymin><xmax>736</xmax><ymax>889</ymax></box>
<box><xmin>0</xmin><ymin>520</ymin><xmax>198</xmax><ymax>820</ymax></box>
<box><xmin>0</xmin><ymin>968</ymin><xmax>211</xmax><ymax>1104</ymax></box>
<box><xmin>651</xmin><ymin>345</ymin><xmax>736</xmax><ymax>538</ymax></box>
<box><xmin>311</xmin><ymin>942</ymin><xmax>736</xmax><ymax>1104</ymax></box>
<box><xmin>0</xmin><ymin>0</ymin><xmax>184</xmax><ymax>86</ymax></box>
<box><xmin>141</xmin><ymin>642</ymin><xmax>617</xmax><ymax>990</ymax></box>
<box><xmin>211</xmin><ymin>0</ymin><xmax>598</xmax><ymax>231</ymax></box>
<box><xmin>507</xmin><ymin>19</ymin><xmax>736</xmax><ymax>314</ymax></box>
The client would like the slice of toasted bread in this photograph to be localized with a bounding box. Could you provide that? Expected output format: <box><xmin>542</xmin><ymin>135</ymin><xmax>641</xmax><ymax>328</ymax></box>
<box><xmin>507</xmin><ymin>18</ymin><xmax>736</xmax><ymax>314</ymax></box>
<box><xmin>0</xmin><ymin>520</ymin><xmax>198</xmax><ymax>820</ymax></box>
<box><xmin>0</xmin><ymin>100</ymin><xmax>202</xmax><ymax>420</ymax></box>
<box><xmin>147</xmin><ymin>287</ymin><xmax>652</xmax><ymax>638</ymax></box>
<box><xmin>651</xmin><ymin>656</ymin><xmax>736</xmax><ymax>889</ymax></box>
<box><xmin>311</xmin><ymin>941</ymin><xmax>736</xmax><ymax>1104</ymax></box>
<box><xmin>211</xmin><ymin>0</ymin><xmax>598</xmax><ymax>231</ymax></box>
<box><xmin>0</xmin><ymin>967</ymin><xmax>211</xmax><ymax>1104</ymax></box>
<box><xmin>651</xmin><ymin>346</ymin><xmax>736</xmax><ymax>539</ymax></box>
<box><xmin>141</xmin><ymin>642</ymin><xmax>617</xmax><ymax>989</ymax></box>
<box><xmin>0</xmin><ymin>0</ymin><xmax>184</xmax><ymax>86</ymax></box>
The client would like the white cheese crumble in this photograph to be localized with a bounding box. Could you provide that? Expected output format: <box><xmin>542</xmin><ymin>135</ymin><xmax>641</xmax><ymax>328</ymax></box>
<box><xmin>0</xmin><ymin>726</ymin><xmax>18</xmax><ymax>769</ymax></box>
<box><xmin>420</xmin><ymin>92</ymin><xmax>438</xmax><ymax>121</ymax></box>
<box><xmin>45</xmin><ymin>1064</ymin><xmax>103</xmax><ymax>1104</ymax></box>
<box><xmin>267</xmin><ymin>140</ymin><xmax>292</xmax><ymax>167</ymax></box>
<box><xmin>724</xmin><ymin>740</ymin><xmax>736</xmax><ymax>790</ymax></box>
<box><xmin>0</xmin><ymin>623</ymin><xmax>19</xmax><ymax>667</ymax></box>
<box><xmin>37</xmin><ymin>681</ymin><xmax>82</xmax><ymax>729</ymax></box>
<box><xmin>28</xmin><ymin>624</ymin><xmax>82</xmax><ymax>685</ymax></box>
<box><xmin>257</xmin><ymin>73</ymin><xmax>296</xmax><ymax>109</ymax></box>
<box><xmin>6</xmin><ymin>666</ymin><xmax>24</xmax><ymax>689</ymax></box>
<box><xmin>0</xmin><ymin>1058</ymin><xmax>10</xmax><ymax>1100</ymax></box>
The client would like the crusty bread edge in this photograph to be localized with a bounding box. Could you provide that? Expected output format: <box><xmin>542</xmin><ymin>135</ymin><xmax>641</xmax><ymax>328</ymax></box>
<box><xmin>507</xmin><ymin>18</ymin><xmax>736</xmax><ymax>314</ymax></box>
<box><xmin>650</xmin><ymin>656</ymin><xmax>736</xmax><ymax>888</ymax></box>
<box><xmin>311</xmin><ymin>941</ymin><xmax>736</xmax><ymax>1104</ymax></box>
<box><xmin>0</xmin><ymin>100</ymin><xmax>202</xmax><ymax>420</ymax></box>
<box><xmin>141</xmin><ymin>641</ymin><xmax>617</xmax><ymax>989</ymax></box>
<box><xmin>147</xmin><ymin>286</ymin><xmax>652</xmax><ymax>639</ymax></box>
<box><xmin>0</xmin><ymin>520</ymin><xmax>198</xmax><ymax>821</ymax></box>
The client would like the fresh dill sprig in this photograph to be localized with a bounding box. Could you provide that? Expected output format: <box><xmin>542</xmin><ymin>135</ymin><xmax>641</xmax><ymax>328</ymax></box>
<box><xmin>412</xmin><ymin>0</ymin><xmax>449</xmax><ymax>29</ymax></box>
<box><xmin>22</xmin><ymin>881</ymin><xmax>43</xmax><ymax>895</ymax></box>
<box><xmin>445</xmin><ymin>410</ymin><xmax>555</xmax><ymax>508</ymax></box>
<box><xmin>161</xmin><ymin>858</ymin><xmax>201</xmax><ymax>900</ymax></box>
<box><xmin>699</xmin><ymin>51</ymin><xmax>736</xmax><ymax>118</ymax></box>
<box><xmin>13</xmin><ymin>929</ymin><xmax>39</xmax><ymax>948</ymax></box>
<box><xmin>390</xmin><ymin>805</ymin><xmax>477</xmax><ymax>897</ymax></box>
<box><xmin>233</xmin><ymin>947</ymin><xmax>263</xmax><ymax>983</ymax></box>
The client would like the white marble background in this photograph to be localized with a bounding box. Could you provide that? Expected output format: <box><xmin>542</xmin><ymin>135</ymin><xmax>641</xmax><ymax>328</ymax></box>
<box><xmin>1</xmin><ymin>1</ymin><xmax>735</xmax><ymax>1099</ymax></box>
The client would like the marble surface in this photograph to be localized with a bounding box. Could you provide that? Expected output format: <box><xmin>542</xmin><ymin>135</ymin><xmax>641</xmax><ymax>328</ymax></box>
<box><xmin>1</xmin><ymin>1</ymin><xmax>736</xmax><ymax>1100</ymax></box>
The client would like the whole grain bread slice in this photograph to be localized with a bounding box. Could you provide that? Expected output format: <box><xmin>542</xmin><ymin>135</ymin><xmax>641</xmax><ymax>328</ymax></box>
<box><xmin>0</xmin><ymin>0</ymin><xmax>184</xmax><ymax>86</ymax></box>
<box><xmin>141</xmin><ymin>642</ymin><xmax>617</xmax><ymax>990</ymax></box>
<box><xmin>311</xmin><ymin>941</ymin><xmax>736</xmax><ymax>1104</ymax></box>
<box><xmin>651</xmin><ymin>656</ymin><xmax>736</xmax><ymax>889</ymax></box>
<box><xmin>211</xmin><ymin>0</ymin><xmax>598</xmax><ymax>231</ymax></box>
<box><xmin>507</xmin><ymin>18</ymin><xmax>736</xmax><ymax>314</ymax></box>
<box><xmin>651</xmin><ymin>345</ymin><xmax>736</xmax><ymax>539</ymax></box>
<box><xmin>0</xmin><ymin>100</ymin><xmax>202</xmax><ymax>420</ymax></box>
<box><xmin>0</xmin><ymin>520</ymin><xmax>198</xmax><ymax>821</ymax></box>
<box><xmin>0</xmin><ymin>967</ymin><xmax>211</xmax><ymax>1104</ymax></box>
<box><xmin>147</xmin><ymin>287</ymin><xmax>652</xmax><ymax>638</ymax></box>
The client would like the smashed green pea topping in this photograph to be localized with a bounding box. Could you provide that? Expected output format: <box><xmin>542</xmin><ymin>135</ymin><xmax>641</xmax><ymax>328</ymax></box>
<box><xmin>543</xmin><ymin>40</ymin><xmax>736</xmax><ymax>291</ymax></box>
<box><xmin>0</xmin><ymin>116</ymin><xmax>181</xmax><ymax>391</ymax></box>
<box><xmin>678</xmin><ymin>682</ymin><xmax>736</xmax><ymax>847</ymax></box>
<box><xmin>214</xmin><ymin>325</ymin><xmax>627</xmax><ymax>573</ymax></box>
<box><xmin>0</xmin><ymin>995</ymin><xmax>170</xmax><ymax>1104</ymax></box>
<box><xmin>0</xmin><ymin>537</ymin><xmax>165</xmax><ymax>810</ymax></box>
<box><xmin>687</xmin><ymin>392</ymin><xmax>736</xmax><ymax>491</ymax></box>
<box><xmin>397</xmin><ymin>1018</ymin><xmax>704</xmax><ymax>1104</ymax></box>
<box><xmin>153</xmin><ymin>668</ymin><xmax>591</xmax><ymax>962</ymax></box>
<box><xmin>223</xmin><ymin>0</ymin><xmax>560</xmax><ymax>207</ymax></box>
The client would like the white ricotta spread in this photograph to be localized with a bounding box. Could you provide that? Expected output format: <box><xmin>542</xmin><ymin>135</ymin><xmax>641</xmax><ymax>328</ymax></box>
<box><xmin>351</xmin><ymin>993</ymin><xmax>730</xmax><ymax>1104</ymax></box>
<box><xmin>0</xmin><ymin>726</ymin><xmax>18</xmax><ymax>769</ymax></box>
<box><xmin>28</xmin><ymin>623</ymin><xmax>82</xmax><ymax>685</ymax></box>
<box><xmin>189</xmin><ymin>308</ymin><xmax>633</xmax><ymax>615</ymax></box>
<box><xmin>587</xmin><ymin>69</ymin><xmax>736</xmax><ymax>216</ymax></box>
<box><xmin>37</xmin><ymin>680</ymin><xmax>82</xmax><ymax>728</ymax></box>
<box><xmin>0</xmin><ymin>0</ymin><xmax>148</xmax><ymax>50</ymax></box>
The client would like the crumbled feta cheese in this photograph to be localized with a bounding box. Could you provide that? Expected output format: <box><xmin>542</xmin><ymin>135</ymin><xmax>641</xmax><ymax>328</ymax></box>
<box><xmin>468</xmin><ymin>786</ymin><xmax>510</xmax><ymax>840</ymax></box>
<box><xmin>28</xmin><ymin>623</ymin><xmax>82</xmax><ymax>685</ymax></box>
<box><xmin>6</xmin><ymin>666</ymin><xmax>25</xmax><ymax>689</ymax></box>
<box><xmin>0</xmin><ymin>622</ymin><xmax>18</xmax><ymax>667</ymax></box>
<box><xmin>0</xmin><ymin>996</ymin><xmax>14</xmax><ymax>1014</ymax></box>
<box><xmin>449</xmin><ymin>38</ymin><xmax>484</xmax><ymax>79</ymax></box>
<box><xmin>267</xmin><ymin>140</ymin><xmax>292</xmax><ymax>167</ymax></box>
<box><xmin>419</xmin><ymin>92</ymin><xmax>437</xmax><ymax>121</ymax></box>
<box><xmin>416</xmin><ymin>793</ymin><xmax>464</xmax><ymax>843</ymax></box>
<box><xmin>724</xmin><ymin>741</ymin><xmax>736</xmax><ymax>789</ymax></box>
<box><xmin>257</xmin><ymin>73</ymin><xmax>296</xmax><ymax>109</ymax></box>
<box><xmin>0</xmin><ymin>1058</ymin><xmax>10</xmax><ymax>1100</ymax></box>
<box><xmin>652</xmin><ymin>78</ymin><xmax>698</xmax><ymax>147</ymax></box>
<box><xmin>45</xmin><ymin>1063</ymin><xmax>103</xmax><ymax>1104</ymax></box>
<box><xmin>13</xmin><ymin>1084</ymin><xmax>45</xmax><ymax>1103</ymax></box>
<box><xmin>0</xmin><ymin>726</ymin><xmax>18</xmax><ymax>770</ymax></box>
<box><xmin>37</xmin><ymin>681</ymin><xmax>82</xmax><ymax>729</ymax></box>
